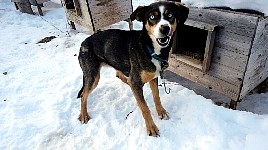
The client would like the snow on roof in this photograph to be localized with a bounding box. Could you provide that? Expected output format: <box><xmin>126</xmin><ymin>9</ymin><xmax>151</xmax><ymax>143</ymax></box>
<box><xmin>183</xmin><ymin>0</ymin><xmax>268</xmax><ymax>16</ymax></box>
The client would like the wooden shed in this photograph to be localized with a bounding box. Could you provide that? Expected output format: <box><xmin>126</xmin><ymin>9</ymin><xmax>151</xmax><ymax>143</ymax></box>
<box><xmin>169</xmin><ymin>7</ymin><xmax>268</xmax><ymax>108</ymax></box>
<box><xmin>61</xmin><ymin>0</ymin><xmax>133</xmax><ymax>32</ymax></box>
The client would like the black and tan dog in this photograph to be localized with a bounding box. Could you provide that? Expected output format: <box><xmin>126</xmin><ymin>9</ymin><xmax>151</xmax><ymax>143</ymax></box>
<box><xmin>77</xmin><ymin>1</ymin><xmax>189</xmax><ymax>137</ymax></box>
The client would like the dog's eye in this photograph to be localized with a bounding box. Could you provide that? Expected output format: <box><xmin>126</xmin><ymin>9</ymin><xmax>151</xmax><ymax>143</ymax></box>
<box><xmin>149</xmin><ymin>15</ymin><xmax>155</xmax><ymax>20</ymax></box>
<box><xmin>167</xmin><ymin>13</ymin><xmax>173</xmax><ymax>18</ymax></box>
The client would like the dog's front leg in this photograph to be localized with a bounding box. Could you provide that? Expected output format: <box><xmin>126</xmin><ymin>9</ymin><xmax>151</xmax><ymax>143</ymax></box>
<box><xmin>128</xmin><ymin>79</ymin><xmax>159</xmax><ymax>137</ymax></box>
<box><xmin>149</xmin><ymin>78</ymin><xmax>169</xmax><ymax>120</ymax></box>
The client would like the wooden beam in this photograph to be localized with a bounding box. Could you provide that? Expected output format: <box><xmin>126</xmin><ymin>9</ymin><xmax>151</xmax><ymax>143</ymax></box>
<box><xmin>73</xmin><ymin>0</ymin><xmax>82</xmax><ymax>16</ymax></box>
<box><xmin>203</xmin><ymin>30</ymin><xmax>216</xmax><ymax>72</ymax></box>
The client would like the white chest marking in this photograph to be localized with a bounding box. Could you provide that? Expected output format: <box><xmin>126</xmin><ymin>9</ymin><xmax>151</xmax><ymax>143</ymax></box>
<box><xmin>149</xmin><ymin>34</ymin><xmax>161</xmax><ymax>55</ymax></box>
<box><xmin>151</xmin><ymin>58</ymin><xmax>161</xmax><ymax>78</ymax></box>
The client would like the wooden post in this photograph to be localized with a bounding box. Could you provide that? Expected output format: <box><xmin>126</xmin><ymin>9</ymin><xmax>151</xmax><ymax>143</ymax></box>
<box><xmin>69</xmin><ymin>21</ymin><xmax>76</xmax><ymax>30</ymax></box>
<box><xmin>229</xmin><ymin>100</ymin><xmax>238</xmax><ymax>110</ymax></box>
<box><xmin>15</xmin><ymin>1</ymin><xmax>34</xmax><ymax>15</ymax></box>
<box><xmin>33</xmin><ymin>0</ymin><xmax>44</xmax><ymax>16</ymax></box>
<box><xmin>202</xmin><ymin>29</ymin><xmax>216</xmax><ymax>72</ymax></box>
<box><xmin>73</xmin><ymin>0</ymin><xmax>82</xmax><ymax>16</ymax></box>
<box><xmin>14</xmin><ymin>2</ymin><xmax>19</xmax><ymax>10</ymax></box>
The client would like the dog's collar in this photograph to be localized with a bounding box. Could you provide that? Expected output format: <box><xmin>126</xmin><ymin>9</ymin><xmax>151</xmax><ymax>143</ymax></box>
<box><xmin>146</xmin><ymin>45</ymin><xmax>169</xmax><ymax>71</ymax></box>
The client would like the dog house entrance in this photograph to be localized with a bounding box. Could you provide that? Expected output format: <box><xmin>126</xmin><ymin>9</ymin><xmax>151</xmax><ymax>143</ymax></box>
<box><xmin>172</xmin><ymin>20</ymin><xmax>217</xmax><ymax>72</ymax></box>
<box><xmin>65</xmin><ymin>0</ymin><xmax>82</xmax><ymax>16</ymax></box>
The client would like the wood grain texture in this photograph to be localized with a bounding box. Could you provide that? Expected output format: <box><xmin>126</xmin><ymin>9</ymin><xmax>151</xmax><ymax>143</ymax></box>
<box><xmin>240</xmin><ymin>17</ymin><xmax>268</xmax><ymax>98</ymax></box>
<box><xmin>202</xmin><ymin>30</ymin><xmax>215</xmax><ymax>72</ymax></box>
<box><xmin>62</xmin><ymin>0</ymin><xmax>132</xmax><ymax>32</ymax></box>
<box><xmin>170</xmin><ymin>7</ymin><xmax>265</xmax><ymax>101</ymax></box>
<box><xmin>168</xmin><ymin>55</ymin><xmax>241</xmax><ymax>100</ymax></box>
<box><xmin>88</xmin><ymin>0</ymin><xmax>132</xmax><ymax>30</ymax></box>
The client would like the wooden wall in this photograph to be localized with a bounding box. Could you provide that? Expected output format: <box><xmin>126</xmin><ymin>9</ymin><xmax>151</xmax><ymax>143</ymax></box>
<box><xmin>169</xmin><ymin>7</ymin><xmax>260</xmax><ymax>100</ymax></box>
<box><xmin>63</xmin><ymin>0</ymin><xmax>132</xmax><ymax>32</ymax></box>
<box><xmin>240</xmin><ymin>17</ymin><xmax>268</xmax><ymax>98</ymax></box>
<box><xmin>88</xmin><ymin>0</ymin><xmax>132</xmax><ymax>31</ymax></box>
<box><xmin>63</xmin><ymin>0</ymin><xmax>94</xmax><ymax>31</ymax></box>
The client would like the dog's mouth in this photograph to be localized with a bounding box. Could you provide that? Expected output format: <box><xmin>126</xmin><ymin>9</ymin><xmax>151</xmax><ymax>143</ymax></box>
<box><xmin>156</xmin><ymin>36</ymin><xmax>170</xmax><ymax>47</ymax></box>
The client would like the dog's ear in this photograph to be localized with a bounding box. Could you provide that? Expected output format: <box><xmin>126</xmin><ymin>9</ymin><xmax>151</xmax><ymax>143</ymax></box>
<box><xmin>174</xmin><ymin>2</ymin><xmax>189</xmax><ymax>24</ymax></box>
<box><xmin>130</xmin><ymin>6</ymin><xmax>148</xmax><ymax>22</ymax></box>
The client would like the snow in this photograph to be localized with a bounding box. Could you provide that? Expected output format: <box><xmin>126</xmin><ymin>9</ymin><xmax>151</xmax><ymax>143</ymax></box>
<box><xmin>183</xmin><ymin>0</ymin><xmax>268</xmax><ymax>16</ymax></box>
<box><xmin>1</xmin><ymin>0</ymin><xmax>268</xmax><ymax>149</ymax></box>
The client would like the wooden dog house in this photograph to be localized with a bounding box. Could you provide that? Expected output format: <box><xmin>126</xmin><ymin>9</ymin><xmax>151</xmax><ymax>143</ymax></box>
<box><xmin>61</xmin><ymin>0</ymin><xmax>133</xmax><ymax>32</ymax></box>
<box><xmin>169</xmin><ymin>7</ymin><xmax>268</xmax><ymax>108</ymax></box>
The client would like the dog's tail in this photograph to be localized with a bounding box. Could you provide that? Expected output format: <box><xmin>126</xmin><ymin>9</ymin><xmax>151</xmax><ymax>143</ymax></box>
<box><xmin>77</xmin><ymin>77</ymin><xmax>84</xmax><ymax>98</ymax></box>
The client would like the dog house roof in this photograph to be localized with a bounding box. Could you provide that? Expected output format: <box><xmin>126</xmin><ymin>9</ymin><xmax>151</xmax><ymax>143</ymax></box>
<box><xmin>182</xmin><ymin>0</ymin><xmax>267</xmax><ymax>16</ymax></box>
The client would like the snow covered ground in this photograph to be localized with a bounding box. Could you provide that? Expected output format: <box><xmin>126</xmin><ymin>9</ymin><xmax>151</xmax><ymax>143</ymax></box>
<box><xmin>0</xmin><ymin>0</ymin><xmax>268</xmax><ymax>149</ymax></box>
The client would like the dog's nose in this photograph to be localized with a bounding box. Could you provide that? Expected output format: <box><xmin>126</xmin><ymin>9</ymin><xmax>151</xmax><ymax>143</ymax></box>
<box><xmin>160</xmin><ymin>25</ymin><xmax>170</xmax><ymax>36</ymax></box>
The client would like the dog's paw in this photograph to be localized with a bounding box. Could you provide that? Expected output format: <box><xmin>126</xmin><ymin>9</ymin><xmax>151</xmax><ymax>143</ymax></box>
<box><xmin>78</xmin><ymin>113</ymin><xmax>90</xmax><ymax>124</ymax></box>
<box><xmin>157</xmin><ymin>108</ymin><xmax>170</xmax><ymax>120</ymax></box>
<box><xmin>146</xmin><ymin>122</ymin><xmax>160</xmax><ymax>137</ymax></box>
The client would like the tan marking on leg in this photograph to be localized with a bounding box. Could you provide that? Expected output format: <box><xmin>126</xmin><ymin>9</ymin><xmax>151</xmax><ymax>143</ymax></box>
<box><xmin>116</xmin><ymin>70</ymin><xmax>128</xmax><ymax>84</ymax></box>
<box><xmin>79</xmin><ymin>72</ymin><xmax>100</xmax><ymax>123</ymax></box>
<box><xmin>140</xmin><ymin>71</ymin><xmax>156</xmax><ymax>84</ymax></box>
<box><xmin>128</xmin><ymin>77</ymin><xmax>159</xmax><ymax>136</ymax></box>
<box><xmin>149</xmin><ymin>78</ymin><xmax>169</xmax><ymax>120</ymax></box>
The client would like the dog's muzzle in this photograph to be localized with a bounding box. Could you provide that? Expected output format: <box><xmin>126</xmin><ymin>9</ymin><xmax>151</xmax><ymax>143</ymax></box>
<box><xmin>156</xmin><ymin>36</ymin><xmax>170</xmax><ymax>47</ymax></box>
<box><xmin>156</xmin><ymin>25</ymin><xmax>172</xmax><ymax>47</ymax></box>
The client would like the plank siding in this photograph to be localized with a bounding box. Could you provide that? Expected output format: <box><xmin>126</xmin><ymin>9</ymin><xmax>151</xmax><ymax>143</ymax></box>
<box><xmin>168</xmin><ymin>56</ymin><xmax>241</xmax><ymax>100</ymax></box>
<box><xmin>88</xmin><ymin>0</ymin><xmax>132</xmax><ymax>30</ymax></box>
<box><xmin>187</xmin><ymin>8</ymin><xmax>259</xmax><ymax>85</ymax></box>
<box><xmin>240</xmin><ymin>17</ymin><xmax>268</xmax><ymax>98</ymax></box>
<box><xmin>170</xmin><ymin>7</ymin><xmax>265</xmax><ymax>101</ymax></box>
<box><xmin>62</xmin><ymin>0</ymin><xmax>132</xmax><ymax>32</ymax></box>
<box><xmin>66</xmin><ymin>10</ymin><xmax>94</xmax><ymax>32</ymax></box>
<box><xmin>185</xmin><ymin>8</ymin><xmax>259</xmax><ymax>87</ymax></box>
<box><xmin>211</xmin><ymin>47</ymin><xmax>248</xmax><ymax>72</ymax></box>
<box><xmin>188</xmin><ymin>8</ymin><xmax>258</xmax><ymax>37</ymax></box>
<box><xmin>208</xmin><ymin>62</ymin><xmax>243</xmax><ymax>86</ymax></box>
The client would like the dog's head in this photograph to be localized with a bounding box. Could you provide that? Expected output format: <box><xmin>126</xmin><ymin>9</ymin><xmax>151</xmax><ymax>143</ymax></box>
<box><xmin>131</xmin><ymin>2</ymin><xmax>189</xmax><ymax>48</ymax></box>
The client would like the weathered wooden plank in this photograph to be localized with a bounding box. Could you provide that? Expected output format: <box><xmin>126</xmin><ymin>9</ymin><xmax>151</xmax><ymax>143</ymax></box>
<box><xmin>12</xmin><ymin>0</ymin><xmax>49</xmax><ymax>4</ymax></box>
<box><xmin>202</xmin><ymin>30</ymin><xmax>215</xmax><ymax>72</ymax></box>
<box><xmin>211</xmin><ymin>47</ymin><xmax>248</xmax><ymax>72</ymax></box>
<box><xmin>216</xmin><ymin>30</ymin><xmax>253</xmax><ymax>45</ymax></box>
<box><xmin>188</xmin><ymin>7</ymin><xmax>259</xmax><ymax>37</ymax></box>
<box><xmin>62</xmin><ymin>0</ymin><xmax>132</xmax><ymax>32</ymax></box>
<box><xmin>245</xmin><ymin>48</ymin><xmax>268</xmax><ymax>69</ymax></box>
<box><xmin>208</xmin><ymin>62</ymin><xmax>244</xmax><ymax>86</ymax></box>
<box><xmin>214</xmin><ymin>42</ymin><xmax>248</xmax><ymax>56</ymax></box>
<box><xmin>243</xmin><ymin>60</ymin><xmax>266</xmax><ymax>83</ymax></box>
<box><xmin>240</xmin><ymin>17</ymin><xmax>268</xmax><ymax>98</ymax></box>
<box><xmin>188</xmin><ymin>7</ymin><xmax>258</xmax><ymax>28</ymax></box>
<box><xmin>13</xmin><ymin>1</ymin><xmax>34</xmax><ymax>14</ymax></box>
<box><xmin>214</xmin><ymin>35</ymin><xmax>252</xmax><ymax>55</ymax></box>
<box><xmin>185</xmin><ymin>19</ymin><xmax>217</xmax><ymax>31</ymax></box>
<box><xmin>66</xmin><ymin>10</ymin><xmax>94</xmax><ymax>32</ymax></box>
<box><xmin>73</xmin><ymin>0</ymin><xmax>82</xmax><ymax>16</ymax></box>
<box><xmin>88</xmin><ymin>0</ymin><xmax>132</xmax><ymax>30</ymax></box>
<box><xmin>240</xmin><ymin>57</ymin><xmax>267</xmax><ymax>97</ymax></box>
<box><xmin>171</xmin><ymin>54</ymin><xmax>203</xmax><ymax>70</ymax></box>
<box><xmin>168</xmin><ymin>55</ymin><xmax>241</xmax><ymax>100</ymax></box>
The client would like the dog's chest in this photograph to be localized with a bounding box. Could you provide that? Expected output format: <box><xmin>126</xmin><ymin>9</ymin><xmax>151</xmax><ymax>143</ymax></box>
<box><xmin>151</xmin><ymin>58</ymin><xmax>162</xmax><ymax>78</ymax></box>
<box><xmin>140</xmin><ymin>58</ymin><xmax>162</xmax><ymax>83</ymax></box>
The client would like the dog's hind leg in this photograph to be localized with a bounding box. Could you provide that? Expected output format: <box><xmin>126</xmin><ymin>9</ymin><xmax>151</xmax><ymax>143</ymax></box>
<box><xmin>116</xmin><ymin>70</ymin><xmax>128</xmax><ymax>84</ymax></box>
<box><xmin>149</xmin><ymin>78</ymin><xmax>169</xmax><ymax>120</ymax></box>
<box><xmin>78</xmin><ymin>49</ymin><xmax>101</xmax><ymax>123</ymax></box>
<box><xmin>79</xmin><ymin>73</ymin><xmax>100</xmax><ymax>123</ymax></box>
